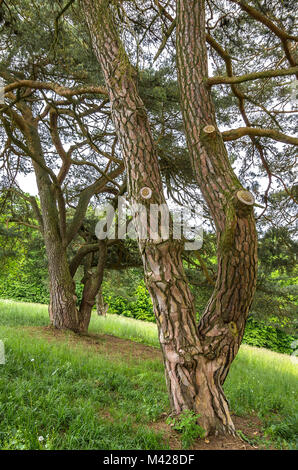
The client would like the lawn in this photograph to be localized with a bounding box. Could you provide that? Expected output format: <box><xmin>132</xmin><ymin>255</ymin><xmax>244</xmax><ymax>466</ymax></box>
<box><xmin>0</xmin><ymin>299</ymin><xmax>297</xmax><ymax>450</ymax></box>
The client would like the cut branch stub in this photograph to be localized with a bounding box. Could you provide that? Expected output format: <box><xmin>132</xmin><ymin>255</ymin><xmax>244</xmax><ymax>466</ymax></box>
<box><xmin>235</xmin><ymin>190</ymin><xmax>255</xmax><ymax>215</ymax></box>
<box><xmin>203</xmin><ymin>125</ymin><xmax>216</xmax><ymax>134</ymax></box>
<box><xmin>201</xmin><ymin>125</ymin><xmax>217</xmax><ymax>141</ymax></box>
<box><xmin>236</xmin><ymin>190</ymin><xmax>255</xmax><ymax>206</ymax></box>
<box><xmin>140</xmin><ymin>186</ymin><xmax>152</xmax><ymax>199</ymax></box>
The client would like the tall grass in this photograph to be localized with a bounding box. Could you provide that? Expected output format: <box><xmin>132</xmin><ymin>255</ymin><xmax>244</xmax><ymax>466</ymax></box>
<box><xmin>90</xmin><ymin>313</ymin><xmax>160</xmax><ymax>347</ymax></box>
<box><xmin>0</xmin><ymin>325</ymin><xmax>168</xmax><ymax>450</ymax></box>
<box><xmin>0</xmin><ymin>299</ymin><xmax>160</xmax><ymax>345</ymax></box>
<box><xmin>0</xmin><ymin>299</ymin><xmax>297</xmax><ymax>449</ymax></box>
<box><xmin>0</xmin><ymin>299</ymin><xmax>49</xmax><ymax>327</ymax></box>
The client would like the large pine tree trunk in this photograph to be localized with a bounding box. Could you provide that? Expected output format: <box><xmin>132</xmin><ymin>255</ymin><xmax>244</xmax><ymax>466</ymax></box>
<box><xmin>82</xmin><ymin>0</ymin><xmax>257</xmax><ymax>435</ymax></box>
<box><xmin>175</xmin><ymin>0</ymin><xmax>258</xmax><ymax>431</ymax></box>
<box><xmin>47</xmin><ymin>242</ymin><xmax>79</xmax><ymax>331</ymax></box>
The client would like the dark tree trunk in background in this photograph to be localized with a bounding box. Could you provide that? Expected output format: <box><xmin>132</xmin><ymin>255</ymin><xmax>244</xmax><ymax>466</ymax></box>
<box><xmin>79</xmin><ymin>240</ymin><xmax>107</xmax><ymax>330</ymax></box>
<box><xmin>96</xmin><ymin>287</ymin><xmax>108</xmax><ymax>316</ymax></box>
<box><xmin>82</xmin><ymin>0</ymin><xmax>258</xmax><ymax>435</ymax></box>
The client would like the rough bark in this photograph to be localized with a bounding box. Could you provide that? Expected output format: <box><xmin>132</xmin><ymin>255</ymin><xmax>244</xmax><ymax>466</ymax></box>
<box><xmin>28</xmin><ymin>134</ymin><xmax>81</xmax><ymax>331</ymax></box>
<box><xmin>82</xmin><ymin>0</ymin><xmax>205</xmax><ymax>424</ymax></box>
<box><xmin>176</xmin><ymin>0</ymin><xmax>258</xmax><ymax>432</ymax></box>
<box><xmin>82</xmin><ymin>0</ymin><xmax>258</xmax><ymax>436</ymax></box>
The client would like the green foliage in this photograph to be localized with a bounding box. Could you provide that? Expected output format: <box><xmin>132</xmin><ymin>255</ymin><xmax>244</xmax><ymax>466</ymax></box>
<box><xmin>258</xmin><ymin>227</ymin><xmax>297</xmax><ymax>276</ymax></box>
<box><xmin>0</xmin><ymin>219</ymin><xmax>49</xmax><ymax>304</ymax></box>
<box><xmin>243</xmin><ymin>317</ymin><xmax>295</xmax><ymax>354</ymax></box>
<box><xmin>166</xmin><ymin>410</ymin><xmax>205</xmax><ymax>449</ymax></box>
<box><xmin>105</xmin><ymin>280</ymin><xmax>155</xmax><ymax>322</ymax></box>
<box><xmin>264</xmin><ymin>415</ymin><xmax>298</xmax><ymax>449</ymax></box>
<box><xmin>0</xmin><ymin>277</ymin><xmax>49</xmax><ymax>304</ymax></box>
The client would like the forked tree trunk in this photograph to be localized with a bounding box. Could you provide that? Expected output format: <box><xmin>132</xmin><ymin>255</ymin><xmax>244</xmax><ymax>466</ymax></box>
<box><xmin>82</xmin><ymin>0</ymin><xmax>258</xmax><ymax>435</ymax></box>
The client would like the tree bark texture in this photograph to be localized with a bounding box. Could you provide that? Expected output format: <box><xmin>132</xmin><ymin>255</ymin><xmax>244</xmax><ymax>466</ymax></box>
<box><xmin>96</xmin><ymin>287</ymin><xmax>108</xmax><ymax>316</ymax></box>
<box><xmin>176</xmin><ymin>0</ymin><xmax>258</xmax><ymax>432</ymax></box>
<box><xmin>82</xmin><ymin>0</ymin><xmax>258</xmax><ymax>435</ymax></box>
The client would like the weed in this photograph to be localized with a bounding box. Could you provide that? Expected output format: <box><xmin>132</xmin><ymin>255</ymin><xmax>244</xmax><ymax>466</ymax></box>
<box><xmin>166</xmin><ymin>410</ymin><xmax>206</xmax><ymax>449</ymax></box>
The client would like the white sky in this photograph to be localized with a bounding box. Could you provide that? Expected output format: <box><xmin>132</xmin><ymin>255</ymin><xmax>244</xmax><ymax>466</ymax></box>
<box><xmin>17</xmin><ymin>173</ymin><xmax>38</xmax><ymax>196</ymax></box>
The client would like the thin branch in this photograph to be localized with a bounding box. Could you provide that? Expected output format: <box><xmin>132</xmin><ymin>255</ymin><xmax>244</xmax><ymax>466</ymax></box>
<box><xmin>8</xmin><ymin>218</ymin><xmax>41</xmax><ymax>231</ymax></box>
<box><xmin>228</xmin><ymin>0</ymin><xmax>298</xmax><ymax>72</ymax></box>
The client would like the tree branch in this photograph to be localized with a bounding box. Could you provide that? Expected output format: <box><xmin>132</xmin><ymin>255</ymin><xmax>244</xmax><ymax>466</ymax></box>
<box><xmin>4</xmin><ymin>80</ymin><xmax>107</xmax><ymax>98</ymax></box>
<box><xmin>65</xmin><ymin>164</ymin><xmax>124</xmax><ymax>246</ymax></box>
<box><xmin>8</xmin><ymin>218</ymin><xmax>41</xmax><ymax>231</ymax></box>
<box><xmin>228</xmin><ymin>0</ymin><xmax>298</xmax><ymax>72</ymax></box>
<box><xmin>49</xmin><ymin>108</ymin><xmax>71</xmax><ymax>184</ymax></box>
<box><xmin>69</xmin><ymin>242</ymin><xmax>99</xmax><ymax>277</ymax></box>
<box><xmin>208</xmin><ymin>66</ymin><xmax>298</xmax><ymax>86</ymax></box>
<box><xmin>222</xmin><ymin>127</ymin><xmax>298</xmax><ymax>146</ymax></box>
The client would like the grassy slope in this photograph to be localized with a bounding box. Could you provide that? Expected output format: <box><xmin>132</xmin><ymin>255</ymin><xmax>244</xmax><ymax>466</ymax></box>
<box><xmin>0</xmin><ymin>299</ymin><xmax>297</xmax><ymax>450</ymax></box>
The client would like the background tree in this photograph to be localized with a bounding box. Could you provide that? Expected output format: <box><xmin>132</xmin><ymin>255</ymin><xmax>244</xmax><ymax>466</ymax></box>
<box><xmin>0</xmin><ymin>0</ymin><xmax>125</xmax><ymax>331</ymax></box>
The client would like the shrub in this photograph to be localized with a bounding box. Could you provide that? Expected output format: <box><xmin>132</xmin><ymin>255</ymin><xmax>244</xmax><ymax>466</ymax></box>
<box><xmin>0</xmin><ymin>275</ymin><xmax>49</xmax><ymax>304</ymax></box>
<box><xmin>243</xmin><ymin>317</ymin><xmax>295</xmax><ymax>355</ymax></box>
<box><xmin>104</xmin><ymin>281</ymin><xmax>155</xmax><ymax>322</ymax></box>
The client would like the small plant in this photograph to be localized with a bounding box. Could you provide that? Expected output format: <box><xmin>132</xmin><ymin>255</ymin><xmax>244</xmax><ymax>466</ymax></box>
<box><xmin>166</xmin><ymin>409</ymin><xmax>206</xmax><ymax>449</ymax></box>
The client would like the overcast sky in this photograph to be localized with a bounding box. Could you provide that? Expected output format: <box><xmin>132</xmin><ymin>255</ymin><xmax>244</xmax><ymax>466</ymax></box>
<box><xmin>17</xmin><ymin>173</ymin><xmax>38</xmax><ymax>196</ymax></box>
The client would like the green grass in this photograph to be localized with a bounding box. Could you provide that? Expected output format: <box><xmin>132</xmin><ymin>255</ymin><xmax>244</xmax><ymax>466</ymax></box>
<box><xmin>0</xmin><ymin>299</ymin><xmax>297</xmax><ymax>449</ymax></box>
<box><xmin>0</xmin><ymin>299</ymin><xmax>49</xmax><ymax>327</ymax></box>
<box><xmin>0</xmin><ymin>299</ymin><xmax>160</xmax><ymax>346</ymax></box>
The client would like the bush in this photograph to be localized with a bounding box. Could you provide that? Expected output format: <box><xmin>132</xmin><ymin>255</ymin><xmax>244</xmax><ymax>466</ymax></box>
<box><xmin>243</xmin><ymin>317</ymin><xmax>295</xmax><ymax>355</ymax></box>
<box><xmin>0</xmin><ymin>275</ymin><xmax>49</xmax><ymax>304</ymax></box>
<box><xmin>0</xmin><ymin>275</ymin><xmax>84</xmax><ymax>308</ymax></box>
<box><xmin>105</xmin><ymin>281</ymin><xmax>155</xmax><ymax>322</ymax></box>
<box><xmin>166</xmin><ymin>410</ymin><xmax>205</xmax><ymax>449</ymax></box>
